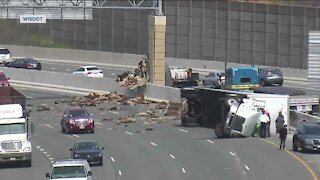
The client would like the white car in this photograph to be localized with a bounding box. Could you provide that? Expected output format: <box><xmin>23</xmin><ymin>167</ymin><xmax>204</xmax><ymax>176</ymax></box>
<box><xmin>72</xmin><ymin>66</ymin><xmax>104</xmax><ymax>78</ymax></box>
<box><xmin>0</xmin><ymin>48</ymin><xmax>12</xmax><ymax>65</ymax></box>
<box><xmin>46</xmin><ymin>159</ymin><xmax>93</xmax><ymax>180</ymax></box>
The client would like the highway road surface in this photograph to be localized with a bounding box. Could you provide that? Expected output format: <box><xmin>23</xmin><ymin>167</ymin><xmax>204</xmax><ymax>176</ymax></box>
<box><xmin>1</xmin><ymin>86</ymin><xmax>316</xmax><ymax>180</ymax></box>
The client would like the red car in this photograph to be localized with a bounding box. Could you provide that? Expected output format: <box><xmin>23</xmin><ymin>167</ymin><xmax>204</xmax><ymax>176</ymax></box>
<box><xmin>0</xmin><ymin>71</ymin><xmax>10</xmax><ymax>87</ymax></box>
<box><xmin>61</xmin><ymin>106</ymin><xmax>95</xmax><ymax>134</ymax></box>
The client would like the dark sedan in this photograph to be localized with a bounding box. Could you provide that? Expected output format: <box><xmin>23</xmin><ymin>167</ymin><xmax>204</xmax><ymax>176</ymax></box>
<box><xmin>70</xmin><ymin>141</ymin><xmax>104</xmax><ymax>166</ymax></box>
<box><xmin>6</xmin><ymin>58</ymin><xmax>41</xmax><ymax>70</ymax></box>
<box><xmin>293</xmin><ymin>122</ymin><xmax>320</xmax><ymax>152</ymax></box>
<box><xmin>61</xmin><ymin>106</ymin><xmax>95</xmax><ymax>134</ymax></box>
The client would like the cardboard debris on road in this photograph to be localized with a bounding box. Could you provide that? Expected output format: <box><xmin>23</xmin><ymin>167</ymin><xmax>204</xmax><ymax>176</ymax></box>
<box><xmin>164</xmin><ymin>102</ymin><xmax>182</xmax><ymax>117</ymax></box>
<box><xmin>119</xmin><ymin>117</ymin><xmax>136</xmax><ymax>123</ymax></box>
<box><xmin>36</xmin><ymin>104</ymin><xmax>50</xmax><ymax>111</ymax></box>
<box><xmin>116</xmin><ymin>61</ymin><xmax>147</xmax><ymax>89</ymax></box>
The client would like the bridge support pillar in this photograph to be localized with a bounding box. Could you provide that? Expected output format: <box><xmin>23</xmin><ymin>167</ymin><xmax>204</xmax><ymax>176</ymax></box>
<box><xmin>148</xmin><ymin>15</ymin><xmax>166</xmax><ymax>86</ymax></box>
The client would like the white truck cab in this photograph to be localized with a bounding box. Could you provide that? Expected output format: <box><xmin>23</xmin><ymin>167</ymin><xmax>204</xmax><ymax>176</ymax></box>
<box><xmin>0</xmin><ymin>104</ymin><xmax>32</xmax><ymax>166</ymax></box>
<box><xmin>46</xmin><ymin>159</ymin><xmax>93</xmax><ymax>180</ymax></box>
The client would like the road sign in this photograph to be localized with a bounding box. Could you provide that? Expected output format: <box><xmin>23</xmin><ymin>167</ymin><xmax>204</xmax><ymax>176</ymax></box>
<box><xmin>20</xmin><ymin>15</ymin><xmax>46</xmax><ymax>23</ymax></box>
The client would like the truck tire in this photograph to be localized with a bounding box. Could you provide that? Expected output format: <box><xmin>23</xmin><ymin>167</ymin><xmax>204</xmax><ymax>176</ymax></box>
<box><xmin>25</xmin><ymin>160</ymin><xmax>32</xmax><ymax>167</ymax></box>
<box><xmin>214</xmin><ymin>123</ymin><xmax>226</xmax><ymax>138</ymax></box>
<box><xmin>224</xmin><ymin>97</ymin><xmax>241</xmax><ymax>108</ymax></box>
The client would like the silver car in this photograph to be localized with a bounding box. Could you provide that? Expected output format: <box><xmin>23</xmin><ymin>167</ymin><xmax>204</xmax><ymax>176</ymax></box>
<box><xmin>202</xmin><ymin>72</ymin><xmax>225</xmax><ymax>89</ymax></box>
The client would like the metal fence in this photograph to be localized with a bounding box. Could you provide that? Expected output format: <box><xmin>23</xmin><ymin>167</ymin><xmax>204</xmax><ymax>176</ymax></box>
<box><xmin>1</xmin><ymin>0</ymin><xmax>320</xmax><ymax>69</ymax></box>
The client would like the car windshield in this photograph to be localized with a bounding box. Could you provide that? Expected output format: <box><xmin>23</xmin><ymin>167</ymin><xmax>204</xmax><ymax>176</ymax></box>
<box><xmin>87</xmin><ymin>67</ymin><xmax>99</xmax><ymax>71</ymax></box>
<box><xmin>69</xmin><ymin>110</ymin><xmax>86</xmax><ymax>117</ymax></box>
<box><xmin>0</xmin><ymin>49</ymin><xmax>9</xmax><ymax>54</ymax></box>
<box><xmin>51</xmin><ymin>166</ymin><xmax>86</xmax><ymax>179</ymax></box>
<box><xmin>76</xmin><ymin>142</ymin><xmax>99</xmax><ymax>150</ymax></box>
<box><xmin>304</xmin><ymin>125</ymin><xmax>320</xmax><ymax>135</ymax></box>
<box><xmin>0</xmin><ymin>123</ymin><xmax>26</xmax><ymax>135</ymax></box>
<box><xmin>0</xmin><ymin>74</ymin><xmax>8</xmax><ymax>81</ymax></box>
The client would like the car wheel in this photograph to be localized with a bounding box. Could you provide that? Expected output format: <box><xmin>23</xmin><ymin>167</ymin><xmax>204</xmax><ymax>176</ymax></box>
<box><xmin>98</xmin><ymin>158</ymin><xmax>103</xmax><ymax>166</ymax></box>
<box><xmin>61</xmin><ymin>125</ymin><xmax>65</xmax><ymax>133</ymax></box>
<box><xmin>215</xmin><ymin>123</ymin><xmax>226</xmax><ymax>138</ymax></box>
<box><xmin>65</xmin><ymin>127</ymin><xmax>71</xmax><ymax>134</ymax></box>
<box><xmin>292</xmin><ymin>141</ymin><xmax>298</xmax><ymax>151</ymax></box>
<box><xmin>279</xmin><ymin>82</ymin><xmax>283</xmax><ymax>86</ymax></box>
<box><xmin>300</xmin><ymin>142</ymin><xmax>307</xmax><ymax>153</ymax></box>
<box><xmin>89</xmin><ymin>129</ymin><xmax>95</xmax><ymax>134</ymax></box>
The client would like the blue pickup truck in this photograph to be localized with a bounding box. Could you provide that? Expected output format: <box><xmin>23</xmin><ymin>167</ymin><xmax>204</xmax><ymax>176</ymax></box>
<box><xmin>224</xmin><ymin>67</ymin><xmax>260</xmax><ymax>91</ymax></box>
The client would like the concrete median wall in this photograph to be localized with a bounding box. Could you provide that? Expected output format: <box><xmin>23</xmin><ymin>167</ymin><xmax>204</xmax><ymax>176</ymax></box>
<box><xmin>290</xmin><ymin>110</ymin><xmax>320</xmax><ymax>127</ymax></box>
<box><xmin>0</xmin><ymin>67</ymin><xmax>181</xmax><ymax>103</ymax></box>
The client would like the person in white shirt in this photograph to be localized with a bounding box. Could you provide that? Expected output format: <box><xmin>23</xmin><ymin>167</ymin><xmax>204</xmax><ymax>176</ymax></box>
<box><xmin>259</xmin><ymin>109</ymin><xmax>270</xmax><ymax>138</ymax></box>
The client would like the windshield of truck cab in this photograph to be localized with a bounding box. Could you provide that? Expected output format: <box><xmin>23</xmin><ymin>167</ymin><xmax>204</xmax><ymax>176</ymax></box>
<box><xmin>0</xmin><ymin>123</ymin><xmax>26</xmax><ymax>135</ymax></box>
<box><xmin>51</xmin><ymin>166</ymin><xmax>86</xmax><ymax>179</ymax></box>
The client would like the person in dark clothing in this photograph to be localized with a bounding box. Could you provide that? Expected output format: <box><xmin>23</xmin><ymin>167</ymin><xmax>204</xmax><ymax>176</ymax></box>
<box><xmin>275</xmin><ymin>111</ymin><xmax>285</xmax><ymax>134</ymax></box>
<box><xmin>265</xmin><ymin>109</ymin><xmax>271</xmax><ymax>137</ymax></box>
<box><xmin>279</xmin><ymin>124</ymin><xmax>288</xmax><ymax>150</ymax></box>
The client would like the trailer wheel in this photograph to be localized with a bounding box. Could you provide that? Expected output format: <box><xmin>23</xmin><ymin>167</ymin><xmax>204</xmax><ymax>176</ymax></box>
<box><xmin>224</xmin><ymin>97</ymin><xmax>241</xmax><ymax>108</ymax></box>
<box><xmin>214</xmin><ymin>123</ymin><xmax>225</xmax><ymax>138</ymax></box>
<box><xmin>25</xmin><ymin>160</ymin><xmax>32</xmax><ymax>167</ymax></box>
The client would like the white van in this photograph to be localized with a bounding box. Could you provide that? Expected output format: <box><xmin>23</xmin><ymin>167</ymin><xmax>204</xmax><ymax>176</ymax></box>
<box><xmin>46</xmin><ymin>159</ymin><xmax>93</xmax><ymax>180</ymax></box>
<box><xmin>0</xmin><ymin>48</ymin><xmax>12</xmax><ymax>65</ymax></box>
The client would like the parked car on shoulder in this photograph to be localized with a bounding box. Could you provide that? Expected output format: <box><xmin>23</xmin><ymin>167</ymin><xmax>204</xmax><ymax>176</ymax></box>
<box><xmin>258</xmin><ymin>68</ymin><xmax>283</xmax><ymax>86</ymax></box>
<box><xmin>72</xmin><ymin>65</ymin><xmax>104</xmax><ymax>78</ymax></box>
<box><xmin>0</xmin><ymin>71</ymin><xmax>10</xmax><ymax>87</ymax></box>
<box><xmin>46</xmin><ymin>159</ymin><xmax>93</xmax><ymax>180</ymax></box>
<box><xmin>61</xmin><ymin>106</ymin><xmax>95</xmax><ymax>134</ymax></box>
<box><xmin>70</xmin><ymin>140</ymin><xmax>104</xmax><ymax>166</ymax></box>
<box><xmin>202</xmin><ymin>72</ymin><xmax>225</xmax><ymax>89</ymax></box>
<box><xmin>0</xmin><ymin>48</ymin><xmax>12</xmax><ymax>65</ymax></box>
<box><xmin>6</xmin><ymin>58</ymin><xmax>41</xmax><ymax>70</ymax></box>
<box><xmin>293</xmin><ymin>122</ymin><xmax>320</xmax><ymax>152</ymax></box>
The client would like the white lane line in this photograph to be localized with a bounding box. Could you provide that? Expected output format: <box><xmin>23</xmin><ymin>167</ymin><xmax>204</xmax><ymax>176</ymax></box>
<box><xmin>109</xmin><ymin>111</ymin><xmax>119</xmax><ymax>114</ymax></box>
<box><xmin>181</xmin><ymin>168</ymin><xmax>186</xmax><ymax>173</ymax></box>
<box><xmin>206</xmin><ymin>139</ymin><xmax>214</xmax><ymax>144</ymax></box>
<box><xmin>169</xmin><ymin>154</ymin><xmax>175</xmax><ymax>159</ymax></box>
<box><xmin>51</xmin><ymin>161</ymin><xmax>55</xmax><ymax>163</ymax></box>
<box><xmin>26</xmin><ymin>96</ymin><xmax>34</xmax><ymax>99</ymax></box>
<box><xmin>66</xmin><ymin>69</ymin><xmax>70</xmax><ymax>71</ymax></box>
<box><xmin>229</xmin><ymin>152</ymin><xmax>236</xmax><ymax>157</ymax></box>
<box><xmin>40</xmin><ymin>149</ymin><xmax>44</xmax><ymax>152</ymax></box>
<box><xmin>111</xmin><ymin>73</ymin><xmax>116</xmax><ymax>76</ymax></box>
<box><xmin>125</xmin><ymin>131</ymin><xmax>133</xmax><ymax>135</ymax></box>
<box><xmin>45</xmin><ymin>124</ymin><xmax>53</xmax><ymax>128</ymax></box>
<box><xmin>49</xmin><ymin>158</ymin><xmax>54</xmax><ymax>160</ymax></box>
<box><xmin>36</xmin><ymin>146</ymin><xmax>40</xmax><ymax>149</ymax></box>
<box><xmin>118</xmin><ymin>170</ymin><xmax>122</xmax><ymax>176</ymax></box>
<box><xmin>178</xmin><ymin>129</ymin><xmax>188</xmax><ymax>133</ymax></box>
<box><xmin>46</xmin><ymin>154</ymin><xmax>51</xmax><ymax>157</ymax></box>
<box><xmin>110</xmin><ymin>157</ymin><xmax>115</xmax><ymax>162</ymax></box>
<box><xmin>72</xmin><ymin>134</ymin><xmax>80</xmax><ymax>138</ymax></box>
<box><xmin>96</xmin><ymin>122</ymin><xmax>103</xmax><ymax>125</ymax></box>
<box><xmin>150</xmin><ymin>142</ymin><xmax>158</xmax><ymax>147</ymax></box>
<box><xmin>106</xmin><ymin>128</ymin><xmax>113</xmax><ymax>130</ymax></box>
<box><xmin>43</xmin><ymin>151</ymin><xmax>47</xmax><ymax>154</ymax></box>
<box><xmin>245</xmin><ymin>165</ymin><xmax>250</xmax><ymax>171</ymax></box>
<box><xmin>51</xmin><ymin>67</ymin><xmax>56</xmax><ymax>70</ymax></box>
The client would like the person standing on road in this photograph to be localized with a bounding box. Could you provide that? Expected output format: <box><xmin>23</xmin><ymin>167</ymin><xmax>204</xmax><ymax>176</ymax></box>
<box><xmin>276</xmin><ymin>111</ymin><xmax>285</xmax><ymax>134</ymax></box>
<box><xmin>259</xmin><ymin>109</ymin><xmax>269</xmax><ymax>138</ymax></box>
<box><xmin>279</xmin><ymin>124</ymin><xmax>288</xmax><ymax>150</ymax></box>
<box><xmin>265</xmin><ymin>109</ymin><xmax>271</xmax><ymax>137</ymax></box>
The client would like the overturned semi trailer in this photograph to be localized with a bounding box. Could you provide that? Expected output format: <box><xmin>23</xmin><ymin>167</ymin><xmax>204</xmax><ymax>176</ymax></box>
<box><xmin>181</xmin><ymin>88</ymin><xmax>290</xmax><ymax>138</ymax></box>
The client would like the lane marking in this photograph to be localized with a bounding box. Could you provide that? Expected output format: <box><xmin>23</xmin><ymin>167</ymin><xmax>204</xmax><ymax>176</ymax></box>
<box><xmin>229</xmin><ymin>152</ymin><xmax>236</xmax><ymax>157</ymax></box>
<box><xmin>125</xmin><ymin>131</ymin><xmax>133</xmax><ymax>135</ymax></box>
<box><xmin>46</xmin><ymin>154</ymin><xmax>51</xmax><ymax>157</ymax></box>
<box><xmin>245</xmin><ymin>165</ymin><xmax>250</xmax><ymax>171</ymax></box>
<box><xmin>26</xmin><ymin>96</ymin><xmax>33</xmax><ymax>99</ymax></box>
<box><xmin>72</xmin><ymin>134</ymin><xmax>80</xmax><ymax>138</ymax></box>
<box><xmin>43</xmin><ymin>151</ymin><xmax>47</xmax><ymax>154</ymax></box>
<box><xmin>40</xmin><ymin>149</ymin><xmax>44</xmax><ymax>152</ymax></box>
<box><xmin>51</xmin><ymin>161</ymin><xmax>54</xmax><ymax>163</ymax></box>
<box><xmin>106</xmin><ymin>128</ymin><xmax>113</xmax><ymax>130</ymax></box>
<box><xmin>49</xmin><ymin>158</ymin><xmax>54</xmax><ymax>160</ymax></box>
<box><xmin>111</xmin><ymin>73</ymin><xmax>116</xmax><ymax>76</ymax></box>
<box><xmin>206</xmin><ymin>139</ymin><xmax>214</xmax><ymax>144</ymax></box>
<box><xmin>45</xmin><ymin>124</ymin><xmax>53</xmax><ymax>128</ymax></box>
<box><xmin>109</xmin><ymin>111</ymin><xmax>119</xmax><ymax>114</ymax></box>
<box><xmin>150</xmin><ymin>142</ymin><xmax>158</xmax><ymax>147</ymax></box>
<box><xmin>182</xmin><ymin>168</ymin><xmax>186</xmax><ymax>173</ymax></box>
<box><xmin>36</xmin><ymin>146</ymin><xmax>40</xmax><ymax>149</ymax></box>
<box><xmin>260</xmin><ymin>138</ymin><xmax>318</xmax><ymax>180</ymax></box>
<box><xmin>118</xmin><ymin>170</ymin><xmax>122</xmax><ymax>176</ymax></box>
<box><xmin>66</xmin><ymin>69</ymin><xmax>70</xmax><ymax>71</ymax></box>
<box><xmin>51</xmin><ymin>67</ymin><xmax>56</xmax><ymax>70</ymax></box>
<box><xmin>178</xmin><ymin>129</ymin><xmax>188</xmax><ymax>133</ymax></box>
<box><xmin>169</xmin><ymin>154</ymin><xmax>175</xmax><ymax>159</ymax></box>
<box><xmin>96</xmin><ymin>122</ymin><xmax>103</xmax><ymax>125</ymax></box>
<box><xmin>110</xmin><ymin>157</ymin><xmax>115</xmax><ymax>162</ymax></box>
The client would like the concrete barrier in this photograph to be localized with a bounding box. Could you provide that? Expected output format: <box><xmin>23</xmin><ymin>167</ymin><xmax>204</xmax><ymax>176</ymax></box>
<box><xmin>290</xmin><ymin>110</ymin><xmax>320</xmax><ymax>128</ymax></box>
<box><xmin>0</xmin><ymin>67</ymin><xmax>181</xmax><ymax>103</ymax></box>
